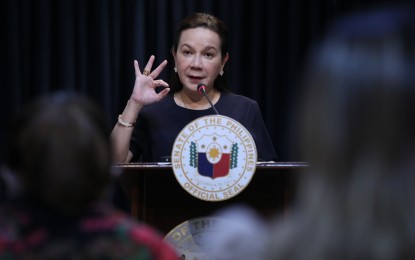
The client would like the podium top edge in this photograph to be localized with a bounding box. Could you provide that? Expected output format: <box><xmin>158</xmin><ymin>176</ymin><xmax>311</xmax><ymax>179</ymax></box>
<box><xmin>113</xmin><ymin>162</ymin><xmax>309</xmax><ymax>170</ymax></box>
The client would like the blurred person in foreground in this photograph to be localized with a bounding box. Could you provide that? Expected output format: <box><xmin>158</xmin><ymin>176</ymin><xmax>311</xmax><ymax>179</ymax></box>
<box><xmin>265</xmin><ymin>5</ymin><xmax>415</xmax><ymax>259</ymax></box>
<box><xmin>0</xmin><ymin>92</ymin><xmax>177</xmax><ymax>259</ymax></box>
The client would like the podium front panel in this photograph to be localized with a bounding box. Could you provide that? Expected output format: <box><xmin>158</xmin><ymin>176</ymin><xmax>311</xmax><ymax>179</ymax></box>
<box><xmin>114</xmin><ymin>162</ymin><xmax>307</xmax><ymax>234</ymax></box>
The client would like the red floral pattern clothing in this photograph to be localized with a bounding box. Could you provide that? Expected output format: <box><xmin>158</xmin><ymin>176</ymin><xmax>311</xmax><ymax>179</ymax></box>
<box><xmin>0</xmin><ymin>199</ymin><xmax>178</xmax><ymax>259</ymax></box>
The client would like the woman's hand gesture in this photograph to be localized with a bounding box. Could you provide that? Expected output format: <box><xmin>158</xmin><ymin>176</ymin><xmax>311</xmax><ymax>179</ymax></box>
<box><xmin>130</xmin><ymin>55</ymin><xmax>170</xmax><ymax>106</ymax></box>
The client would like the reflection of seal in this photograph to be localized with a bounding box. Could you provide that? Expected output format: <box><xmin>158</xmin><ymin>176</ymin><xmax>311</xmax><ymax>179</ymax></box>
<box><xmin>171</xmin><ymin>115</ymin><xmax>257</xmax><ymax>201</ymax></box>
<box><xmin>164</xmin><ymin>217</ymin><xmax>231</xmax><ymax>259</ymax></box>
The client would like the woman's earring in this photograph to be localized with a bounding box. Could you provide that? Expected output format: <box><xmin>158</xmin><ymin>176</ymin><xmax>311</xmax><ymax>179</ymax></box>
<box><xmin>220</xmin><ymin>70</ymin><xmax>224</xmax><ymax>76</ymax></box>
<box><xmin>174</xmin><ymin>67</ymin><xmax>177</xmax><ymax>73</ymax></box>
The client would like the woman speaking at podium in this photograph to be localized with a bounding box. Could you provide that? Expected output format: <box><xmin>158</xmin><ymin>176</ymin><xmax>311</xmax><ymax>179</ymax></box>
<box><xmin>111</xmin><ymin>13</ymin><xmax>277</xmax><ymax>163</ymax></box>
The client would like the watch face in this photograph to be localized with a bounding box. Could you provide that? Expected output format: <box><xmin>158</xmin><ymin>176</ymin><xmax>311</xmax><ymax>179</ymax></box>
<box><xmin>164</xmin><ymin>217</ymin><xmax>231</xmax><ymax>259</ymax></box>
<box><xmin>171</xmin><ymin>115</ymin><xmax>257</xmax><ymax>202</ymax></box>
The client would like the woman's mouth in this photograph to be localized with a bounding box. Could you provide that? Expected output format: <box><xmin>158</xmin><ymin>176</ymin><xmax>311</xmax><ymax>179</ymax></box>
<box><xmin>188</xmin><ymin>76</ymin><xmax>204</xmax><ymax>83</ymax></box>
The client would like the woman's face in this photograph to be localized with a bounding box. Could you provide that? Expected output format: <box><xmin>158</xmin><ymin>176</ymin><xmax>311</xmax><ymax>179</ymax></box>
<box><xmin>173</xmin><ymin>27</ymin><xmax>228</xmax><ymax>92</ymax></box>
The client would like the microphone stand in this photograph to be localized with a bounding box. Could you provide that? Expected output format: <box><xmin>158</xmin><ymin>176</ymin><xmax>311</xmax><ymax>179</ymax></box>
<box><xmin>197</xmin><ymin>84</ymin><xmax>219</xmax><ymax>115</ymax></box>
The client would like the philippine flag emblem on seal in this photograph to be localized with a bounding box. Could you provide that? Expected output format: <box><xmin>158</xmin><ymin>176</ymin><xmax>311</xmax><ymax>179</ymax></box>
<box><xmin>193</xmin><ymin>134</ymin><xmax>235</xmax><ymax>179</ymax></box>
<box><xmin>171</xmin><ymin>115</ymin><xmax>257</xmax><ymax>201</ymax></box>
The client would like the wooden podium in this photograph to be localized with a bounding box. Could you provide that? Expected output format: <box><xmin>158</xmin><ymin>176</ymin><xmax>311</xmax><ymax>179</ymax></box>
<box><xmin>113</xmin><ymin>162</ymin><xmax>307</xmax><ymax>235</ymax></box>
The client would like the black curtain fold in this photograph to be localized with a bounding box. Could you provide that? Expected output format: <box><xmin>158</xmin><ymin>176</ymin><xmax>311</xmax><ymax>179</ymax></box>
<box><xmin>0</xmin><ymin>0</ymin><xmax>403</xmax><ymax>163</ymax></box>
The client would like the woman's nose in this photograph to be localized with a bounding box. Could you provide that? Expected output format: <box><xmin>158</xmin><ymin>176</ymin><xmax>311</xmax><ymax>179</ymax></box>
<box><xmin>190</xmin><ymin>55</ymin><xmax>203</xmax><ymax>69</ymax></box>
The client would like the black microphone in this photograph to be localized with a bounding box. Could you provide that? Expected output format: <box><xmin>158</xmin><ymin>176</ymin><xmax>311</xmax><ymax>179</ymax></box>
<box><xmin>197</xmin><ymin>84</ymin><xmax>219</xmax><ymax>115</ymax></box>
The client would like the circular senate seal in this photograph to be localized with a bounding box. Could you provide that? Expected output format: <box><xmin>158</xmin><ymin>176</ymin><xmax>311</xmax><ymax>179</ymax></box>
<box><xmin>171</xmin><ymin>115</ymin><xmax>257</xmax><ymax>201</ymax></box>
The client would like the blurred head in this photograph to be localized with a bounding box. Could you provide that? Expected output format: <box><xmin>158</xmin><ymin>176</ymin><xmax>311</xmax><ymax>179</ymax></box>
<box><xmin>266</xmin><ymin>6</ymin><xmax>415</xmax><ymax>259</ymax></box>
<box><xmin>299</xmin><ymin>7</ymin><xmax>415</xmax><ymax>184</ymax></box>
<box><xmin>6</xmin><ymin>92</ymin><xmax>112</xmax><ymax>214</ymax></box>
<box><xmin>170</xmin><ymin>13</ymin><xmax>229</xmax><ymax>93</ymax></box>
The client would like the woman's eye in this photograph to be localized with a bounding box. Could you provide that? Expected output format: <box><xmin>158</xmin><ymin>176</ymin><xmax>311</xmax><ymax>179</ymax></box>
<box><xmin>204</xmin><ymin>53</ymin><xmax>214</xmax><ymax>58</ymax></box>
<box><xmin>183</xmin><ymin>50</ymin><xmax>192</xmax><ymax>56</ymax></box>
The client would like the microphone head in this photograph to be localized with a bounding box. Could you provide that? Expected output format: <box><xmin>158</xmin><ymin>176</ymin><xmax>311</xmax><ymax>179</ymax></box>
<box><xmin>197</xmin><ymin>84</ymin><xmax>207</xmax><ymax>94</ymax></box>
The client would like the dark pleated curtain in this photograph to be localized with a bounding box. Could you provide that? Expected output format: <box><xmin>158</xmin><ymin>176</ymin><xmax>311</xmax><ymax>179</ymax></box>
<box><xmin>0</xmin><ymin>0</ymin><xmax>402</xmax><ymax>163</ymax></box>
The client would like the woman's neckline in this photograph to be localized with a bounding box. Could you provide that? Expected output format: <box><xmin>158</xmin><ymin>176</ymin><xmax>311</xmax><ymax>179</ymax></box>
<box><xmin>174</xmin><ymin>90</ymin><xmax>222</xmax><ymax>111</ymax></box>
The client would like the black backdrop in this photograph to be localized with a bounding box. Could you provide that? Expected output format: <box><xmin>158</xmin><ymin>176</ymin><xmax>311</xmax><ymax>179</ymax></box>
<box><xmin>0</xmin><ymin>0</ymin><xmax>400</xmax><ymax>164</ymax></box>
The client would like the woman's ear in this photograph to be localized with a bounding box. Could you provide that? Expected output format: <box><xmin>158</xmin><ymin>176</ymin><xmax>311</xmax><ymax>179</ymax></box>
<box><xmin>171</xmin><ymin>48</ymin><xmax>177</xmax><ymax>61</ymax></box>
<box><xmin>221</xmin><ymin>53</ymin><xmax>229</xmax><ymax>71</ymax></box>
<box><xmin>171</xmin><ymin>48</ymin><xmax>177</xmax><ymax>71</ymax></box>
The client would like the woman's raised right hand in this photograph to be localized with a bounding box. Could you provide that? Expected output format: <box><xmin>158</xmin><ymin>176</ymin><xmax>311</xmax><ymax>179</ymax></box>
<box><xmin>130</xmin><ymin>55</ymin><xmax>170</xmax><ymax>106</ymax></box>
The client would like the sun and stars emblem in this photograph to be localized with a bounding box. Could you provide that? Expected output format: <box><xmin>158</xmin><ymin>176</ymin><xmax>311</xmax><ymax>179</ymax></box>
<box><xmin>200</xmin><ymin>136</ymin><xmax>229</xmax><ymax>164</ymax></box>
